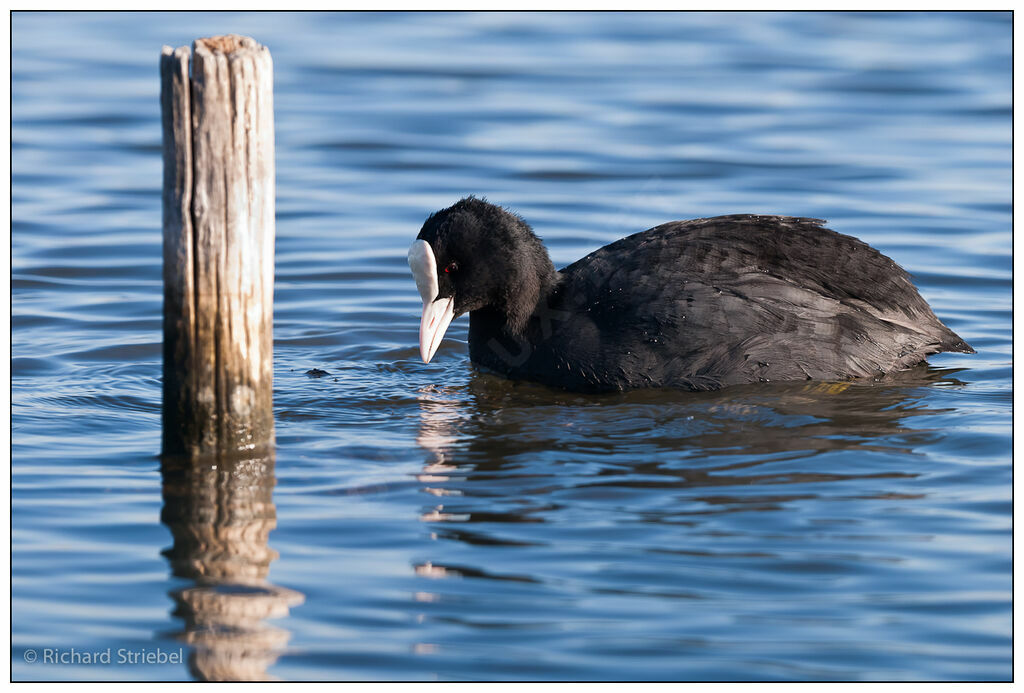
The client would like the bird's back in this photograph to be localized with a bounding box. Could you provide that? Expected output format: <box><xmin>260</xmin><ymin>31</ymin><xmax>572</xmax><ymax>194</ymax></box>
<box><xmin>546</xmin><ymin>215</ymin><xmax>971</xmax><ymax>391</ymax></box>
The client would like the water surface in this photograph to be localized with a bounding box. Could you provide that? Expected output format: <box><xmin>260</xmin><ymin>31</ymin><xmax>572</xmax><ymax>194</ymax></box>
<box><xmin>12</xmin><ymin>11</ymin><xmax>1011</xmax><ymax>681</ymax></box>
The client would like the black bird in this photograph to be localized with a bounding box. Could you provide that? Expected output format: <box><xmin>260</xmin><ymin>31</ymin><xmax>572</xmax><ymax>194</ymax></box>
<box><xmin>408</xmin><ymin>197</ymin><xmax>973</xmax><ymax>393</ymax></box>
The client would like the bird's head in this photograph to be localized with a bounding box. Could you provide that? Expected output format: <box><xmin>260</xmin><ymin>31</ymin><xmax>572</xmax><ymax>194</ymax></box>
<box><xmin>407</xmin><ymin>197</ymin><xmax>556</xmax><ymax>363</ymax></box>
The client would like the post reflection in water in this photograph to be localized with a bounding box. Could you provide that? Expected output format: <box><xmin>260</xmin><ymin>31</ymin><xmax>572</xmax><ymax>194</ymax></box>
<box><xmin>160</xmin><ymin>453</ymin><xmax>304</xmax><ymax>682</ymax></box>
<box><xmin>410</xmin><ymin>366</ymin><xmax>967</xmax><ymax>588</ymax></box>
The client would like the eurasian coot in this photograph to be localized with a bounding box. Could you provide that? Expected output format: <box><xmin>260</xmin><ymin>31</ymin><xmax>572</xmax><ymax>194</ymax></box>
<box><xmin>408</xmin><ymin>197</ymin><xmax>973</xmax><ymax>393</ymax></box>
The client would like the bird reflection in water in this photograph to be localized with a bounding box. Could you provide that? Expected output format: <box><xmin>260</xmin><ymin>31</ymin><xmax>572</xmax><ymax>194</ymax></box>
<box><xmin>410</xmin><ymin>382</ymin><xmax>473</xmax><ymax>648</ymax></box>
<box><xmin>410</xmin><ymin>365</ymin><xmax>967</xmax><ymax>569</ymax></box>
<box><xmin>415</xmin><ymin>383</ymin><xmax>472</xmax><ymax>510</ymax></box>
<box><xmin>160</xmin><ymin>453</ymin><xmax>304</xmax><ymax>681</ymax></box>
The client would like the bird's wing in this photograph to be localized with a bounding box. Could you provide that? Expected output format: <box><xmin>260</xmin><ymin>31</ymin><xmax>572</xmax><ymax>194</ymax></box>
<box><xmin>557</xmin><ymin>216</ymin><xmax>967</xmax><ymax>389</ymax></box>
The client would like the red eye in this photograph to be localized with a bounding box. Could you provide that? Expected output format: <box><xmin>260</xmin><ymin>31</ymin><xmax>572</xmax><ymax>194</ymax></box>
<box><xmin>444</xmin><ymin>262</ymin><xmax>458</xmax><ymax>274</ymax></box>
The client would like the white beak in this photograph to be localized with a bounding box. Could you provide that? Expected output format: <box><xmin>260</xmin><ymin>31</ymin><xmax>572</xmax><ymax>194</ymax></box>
<box><xmin>408</xmin><ymin>239</ymin><xmax>456</xmax><ymax>364</ymax></box>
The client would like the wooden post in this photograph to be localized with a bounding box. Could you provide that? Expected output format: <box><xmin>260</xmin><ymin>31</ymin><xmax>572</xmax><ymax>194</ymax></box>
<box><xmin>161</xmin><ymin>35</ymin><xmax>275</xmax><ymax>458</ymax></box>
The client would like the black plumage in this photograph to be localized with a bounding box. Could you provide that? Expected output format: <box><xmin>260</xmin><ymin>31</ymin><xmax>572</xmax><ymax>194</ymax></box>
<box><xmin>410</xmin><ymin>197</ymin><xmax>973</xmax><ymax>393</ymax></box>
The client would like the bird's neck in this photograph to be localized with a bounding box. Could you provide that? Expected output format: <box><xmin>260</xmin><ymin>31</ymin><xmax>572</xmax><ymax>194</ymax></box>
<box><xmin>467</xmin><ymin>257</ymin><xmax>561</xmax><ymax>376</ymax></box>
<box><xmin>498</xmin><ymin>251</ymin><xmax>560</xmax><ymax>335</ymax></box>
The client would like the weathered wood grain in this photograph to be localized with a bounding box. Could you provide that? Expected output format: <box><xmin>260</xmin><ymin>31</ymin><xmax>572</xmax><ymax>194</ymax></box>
<box><xmin>161</xmin><ymin>36</ymin><xmax>275</xmax><ymax>458</ymax></box>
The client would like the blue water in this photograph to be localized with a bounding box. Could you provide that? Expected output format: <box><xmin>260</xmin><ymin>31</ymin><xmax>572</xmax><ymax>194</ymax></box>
<box><xmin>12</xmin><ymin>11</ymin><xmax>1011</xmax><ymax>682</ymax></box>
